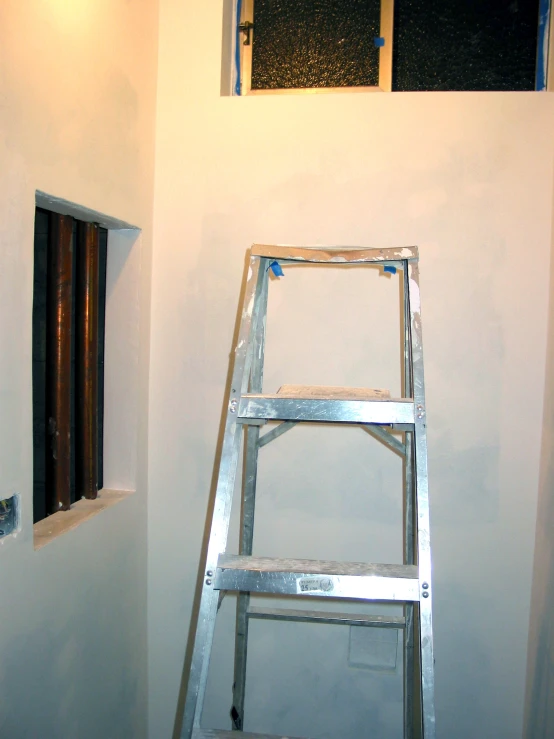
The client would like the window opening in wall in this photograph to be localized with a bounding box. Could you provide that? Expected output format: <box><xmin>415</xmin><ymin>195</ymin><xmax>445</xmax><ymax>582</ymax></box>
<box><xmin>238</xmin><ymin>0</ymin><xmax>393</xmax><ymax>94</ymax></box>
<box><xmin>235</xmin><ymin>0</ymin><xmax>550</xmax><ymax>94</ymax></box>
<box><xmin>32</xmin><ymin>208</ymin><xmax>107</xmax><ymax>523</ymax></box>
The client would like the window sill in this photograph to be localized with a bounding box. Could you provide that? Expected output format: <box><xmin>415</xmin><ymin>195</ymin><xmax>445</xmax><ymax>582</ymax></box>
<box><xmin>33</xmin><ymin>489</ymin><xmax>135</xmax><ymax>550</ymax></box>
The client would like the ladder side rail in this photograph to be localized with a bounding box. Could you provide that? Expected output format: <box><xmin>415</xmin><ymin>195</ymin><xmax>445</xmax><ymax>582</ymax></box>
<box><xmin>403</xmin><ymin>259</ymin><xmax>416</xmax><ymax>739</ymax></box>
<box><xmin>407</xmin><ymin>260</ymin><xmax>436</xmax><ymax>739</ymax></box>
<box><xmin>181</xmin><ymin>256</ymin><xmax>265</xmax><ymax>737</ymax></box>
<box><xmin>233</xmin><ymin>259</ymin><xmax>269</xmax><ymax>729</ymax></box>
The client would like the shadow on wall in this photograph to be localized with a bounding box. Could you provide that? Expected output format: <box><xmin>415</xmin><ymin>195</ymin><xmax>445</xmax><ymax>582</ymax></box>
<box><xmin>524</xmin><ymin>401</ymin><xmax>554</xmax><ymax>738</ymax></box>
<box><xmin>170</xmin><ymin>239</ymin><xmax>252</xmax><ymax>739</ymax></box>
<box><xmin>524</xmin><ymin>213</ymin><xmax>554</xmax><ymax>737</ymax></box>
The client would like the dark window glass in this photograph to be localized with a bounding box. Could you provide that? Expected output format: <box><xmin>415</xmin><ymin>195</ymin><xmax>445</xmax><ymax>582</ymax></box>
<box><xmin>247</xmin><ymin>0</ymin><xmax>542</xmax><ymax>93</ymax></box>
<box><xmin>393</xmin><ymin>0</ymin><xmax>540</xmax><ymax>91</ymax></box>
<box><xmin>251</xmin><ymin>0</ymin><xmax>382</xmax><ymax>89</ymax></box>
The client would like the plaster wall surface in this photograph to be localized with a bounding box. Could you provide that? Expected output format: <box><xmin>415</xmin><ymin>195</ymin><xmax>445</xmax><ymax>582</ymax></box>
<box><xmin>149</xmin><ymin>3</ymin><xmax>554</xmax><ymax>737</ymax></box>
<box><xmin>0</xmin><ymin>2</ymin><xmax>158</xmax><ymax>736</ymax></box>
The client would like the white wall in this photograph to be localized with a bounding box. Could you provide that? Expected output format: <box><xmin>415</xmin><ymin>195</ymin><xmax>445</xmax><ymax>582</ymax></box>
<box><xmin>150</xmin><ymin>2</ymin><xmax>554</xmax><ymax>737</ymax></box>
<box><xmin>0</xmin><ymin>1</ymin><xmax>158</xmax><ymax>737</ymax></box>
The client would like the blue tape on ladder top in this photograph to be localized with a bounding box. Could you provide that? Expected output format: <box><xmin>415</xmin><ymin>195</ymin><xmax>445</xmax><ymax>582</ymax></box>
<box><xmin>270</xmin><ymin>261</ymin><xmax>284</xmax><ymax>277</ymax></box>
<box><xmin>384</xmin><ymin>265</ymin><xmax>397</xmax><ymax>274</ymax></box>
<box><xmin>374</xmin><ymin>37</ymin><xmax>385</xmax><ymax>47</ymax></box>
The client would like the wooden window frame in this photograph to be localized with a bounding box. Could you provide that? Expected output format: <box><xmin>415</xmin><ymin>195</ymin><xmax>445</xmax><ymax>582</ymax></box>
<box><xmin>237</xmin><ymin>0</ymin><xmax>394</xmax><ymax>95</ymax></box>
<box><xmin>235</xmin><ymin>0</ymin><xmax>553</xmax><ymax>95</ymax></box>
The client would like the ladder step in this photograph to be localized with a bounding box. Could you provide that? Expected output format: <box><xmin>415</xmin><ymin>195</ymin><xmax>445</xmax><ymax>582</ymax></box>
<box><xmin>215</xmin><ymin>555</ymin><xmax>419</xmax><ymax>602</ymax></box>
<box><xmin>252</xmin><ymin>243</ymin><xmax>418</xmax><ymax>264</ymax></box>
<box><xmin>248</xmin><ymin>606</ymin><xmax>406</xmax><ymax>628</ymax></box>
<box><xmin>193</xmin><ymin>730</ymin><xmax>308</xmax><ymax>738</ymax></box>
<box><xmin>238</xmin><ymin>391</ymin><xmax>414</xmax><ymax>425</ymax></box>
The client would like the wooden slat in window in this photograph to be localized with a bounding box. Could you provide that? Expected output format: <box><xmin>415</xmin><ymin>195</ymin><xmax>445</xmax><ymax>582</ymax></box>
<box><xmin>76</xmin><ymin>222</ymin><xmax>99</xmax><ymax>500</ymax></box>
<box><xmin>46</xmin><ymin>213</ymin><xmax>73</xmax><ymax>513</ymax></box>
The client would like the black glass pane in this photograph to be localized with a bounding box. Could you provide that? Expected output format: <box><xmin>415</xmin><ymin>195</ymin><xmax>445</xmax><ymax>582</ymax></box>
<box><xmin>393</xmin><ymin>0</ymin><xmax>540</xmax><ymax>91</ymax></box>
<box><xmin>251</xmin><ymin>0</ymin><xmax>381</xmax><ymax>90</ymax></box>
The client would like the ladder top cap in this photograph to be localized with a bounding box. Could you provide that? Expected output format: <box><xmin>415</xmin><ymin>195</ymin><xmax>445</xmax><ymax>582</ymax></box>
<box><xmin>251</xmin><ymin>244</ymin><xmax>419</xmax><ymax>263</ymax></box>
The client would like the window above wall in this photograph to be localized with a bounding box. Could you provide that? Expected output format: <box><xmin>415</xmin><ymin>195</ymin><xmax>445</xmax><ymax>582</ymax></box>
<box><xmin>235</xmin><ymin>0</ymin><xmax>550</xmax><ymax>94</ymax></box>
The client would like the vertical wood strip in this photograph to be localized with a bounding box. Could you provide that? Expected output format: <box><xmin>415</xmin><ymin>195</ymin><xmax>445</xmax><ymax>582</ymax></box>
<box><xmin>76</xmin><ymin>221</ymin><xmax>99</xmax><ymax>500</ymax></box>
<box><xmin>46</xmin><ymin>214</ymin><xmax>73</xmax><ymax>513</ymax></box>
<box><xmin>97</xmin><ymin>229</ymin><xmax>108</xmax><ymax>491</ymax></box>
<box><xmin>379</xmin><ymin>0</ymin><xmax>394</xmax><ymax>92</ymax></box>
<box><xmin>240</xmin><ymin>0</ymin><xmax>254</xmax><ymax>94</ymax></box>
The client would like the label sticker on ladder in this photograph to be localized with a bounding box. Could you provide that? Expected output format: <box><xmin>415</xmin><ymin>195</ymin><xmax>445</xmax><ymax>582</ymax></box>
<box><xmin>297</xmin><ymin>577</ymin><xmax>334</xmax><ymax>594</ymax></box>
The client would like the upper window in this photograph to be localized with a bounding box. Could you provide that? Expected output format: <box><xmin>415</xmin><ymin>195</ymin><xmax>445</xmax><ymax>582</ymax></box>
<box><xmin>236</xmin><ymin>0</ymin><xmax>549</xmax><ymax>94</ymax></box>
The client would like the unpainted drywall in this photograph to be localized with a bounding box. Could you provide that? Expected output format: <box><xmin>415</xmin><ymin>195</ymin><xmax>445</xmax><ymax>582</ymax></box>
<box><xmin>0</xmin><ymin>1</ymin><xmax>158</xmax><ymax>737</ymax></box>
<box><xmin>149</xmin><ymin>2</ymin><xmax>554</xmax><ymax>737</ymax></box>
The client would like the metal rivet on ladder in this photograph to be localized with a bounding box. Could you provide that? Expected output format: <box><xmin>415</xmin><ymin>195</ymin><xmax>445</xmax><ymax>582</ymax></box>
<box><xmin>229</xmin><ymin>399</ymin><xmax>238</xmax><ymax>413</ymax></box>
<box><xmin>422</xmin><ymin>592</ymin><xmax>429</xmax><ymax>598</ymax></box>
<box><xmin>207</xmin><ymin>571</ymin><xmax>213</xmax><ymax>577</ymax></box>
<box><xmin>205</xmin><ymin>579</ymin><xmax>212</xmax><ymax>586</ymax></box>
<box><xmin>422</xmin><ymin>582</ymin><xmax>429</xmax><ymax>589</ymax></box>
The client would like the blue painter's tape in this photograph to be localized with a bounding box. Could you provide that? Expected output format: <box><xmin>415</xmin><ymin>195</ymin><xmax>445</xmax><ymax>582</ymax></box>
<box><xmin>536</xmin><ymin>0</ymin><xmax>551</xmax><ymax>91</ymax></box>
<box><xmin>270</xmin><ymin>261</ymin><xmax>284</xmax><ymax>277</ymax></box>
<box><xmin>374</xmin><ymin>37</ymin><xmax>385</xmax><ymax>47</ymax></box>
<box><xmin>235</xmin><ymin>0</ymin><xmax>243</xmax><ymax>95</ymax></box>
<box><xmin>384</xmin><ymin>265</ymin><xmax>397</xmax><ymax>274</ymax></box>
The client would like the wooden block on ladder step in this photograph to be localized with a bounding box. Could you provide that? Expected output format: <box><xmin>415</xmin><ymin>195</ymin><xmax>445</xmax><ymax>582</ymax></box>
<box><xmin>215</xmin><ymin>555</ymin><xmax>420</xmax><ymax>602</ymax></box>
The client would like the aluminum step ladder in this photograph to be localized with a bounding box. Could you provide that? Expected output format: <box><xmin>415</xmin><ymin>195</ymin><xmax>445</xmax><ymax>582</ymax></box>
<box><xmin>180</xmin><ymin>244</ymin><xmax>436</xmax><ymax>739</ymax></box>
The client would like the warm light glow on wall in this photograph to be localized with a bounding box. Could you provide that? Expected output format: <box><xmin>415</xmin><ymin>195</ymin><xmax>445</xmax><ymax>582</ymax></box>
<box><xmin>45</xmin><ymin>0</ymin><xmax>97</xmax><ymax>32</ymax></box>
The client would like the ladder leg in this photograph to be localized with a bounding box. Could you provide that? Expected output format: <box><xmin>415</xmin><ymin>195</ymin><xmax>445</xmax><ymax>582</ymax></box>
<box><xmin>407</xmin><ymin>261</ymin><xmax>436</xmax><ymax>739</ymax></box>
<box><xmin>232</xmin><ymin>266</ymin><xmax>269</xmax><ymax>730</ymax></box>
<box><xmin>232</xmin><ymin>427</ymin><xmax>259</xmax><ymax>730</ymax></box>
<box><xmin>404</xmin><ymin>433</ymin><xmax>422</xmax><ymax>739</ymax></box>
<box><xmin>403</xmin><ymin>262</ymin><xmax>416</xmax><ymax>739</ymax></box>
<box><xmin>404</xmin><ymin>435</ymin><xmax>417</xmax><ymax>739</ymax></box>
<box><xmin>181</xmin><ymin>257</ymin><xmax>266</xmax><ymax>739</ymax></box>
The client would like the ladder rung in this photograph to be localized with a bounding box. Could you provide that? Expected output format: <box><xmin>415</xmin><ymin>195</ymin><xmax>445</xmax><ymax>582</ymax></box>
<box><xmin>192</xmin><ymin>730</ymin><xmax>305</xmax><ymax>738</ymax></box>
<box><xmin>215</xmin><ymin>555</ymin><xmax>419</xmax><ymax>602</ymax></box>
<box><xmin>247</xmin><ymin>606</ymin><xmax>406</xmax><ymax>628</ymax></box>
<box><xmin>251</xmin><ymin>244</ymin><xmax>418</xmax><ymax>263</ymax></box>
<box><xmin>238</xmin><ymin>393</ymin><xmax>415</xmax><ymax>425</ymax></box>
